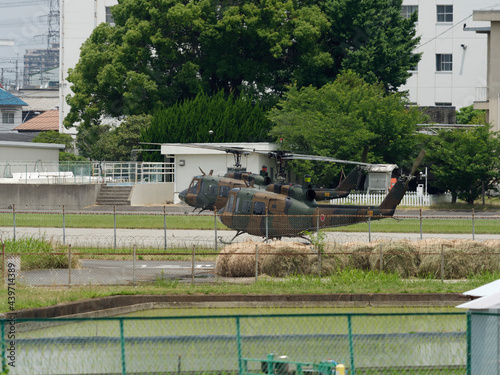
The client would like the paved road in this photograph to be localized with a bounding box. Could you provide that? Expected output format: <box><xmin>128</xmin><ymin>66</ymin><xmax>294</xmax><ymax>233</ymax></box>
<box><xmin>17</xmin><ymin>259</ymin><xmax>216</xmax><ymax>286</ymax></box>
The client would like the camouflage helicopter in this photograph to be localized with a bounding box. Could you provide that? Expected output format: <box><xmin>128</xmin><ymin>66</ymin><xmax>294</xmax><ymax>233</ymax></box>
<box><xmin>178</xmin><ymin>144</ymin><xmax>371</xmax><ymax>211</ymax></box>
<box><xmin>217</xmin><ymin>150</ymin><xmax>426</xmax><ymax>241</ymax></box>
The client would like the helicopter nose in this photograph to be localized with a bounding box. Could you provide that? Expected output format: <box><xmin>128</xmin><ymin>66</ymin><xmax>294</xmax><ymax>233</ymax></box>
<box><xmin>179</xmin><ymin>188</ymin><xmax>188</xmax><ymax>203</ymax></box>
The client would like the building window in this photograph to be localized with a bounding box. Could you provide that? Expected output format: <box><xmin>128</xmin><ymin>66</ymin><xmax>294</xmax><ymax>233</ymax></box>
<box><xmin>435</xmin><ymin>102</ymin><xmax>452</xmax><ymax>107</ymax></box>
<box><xmin>401</xmin><ymin>5</ymin><xmax>418</xmax><ymax>20</ymax></box>
<box><xmin>437</xmin><ymin>5</ymin><xmax>453</xmax><ymax>23</ymax></box>
<box><xmin>436</xmin><ymin>54</ymin><xmax>452</xmax><ymax>72</ymax></box>
<box><xmin>105</xmin><ymin>6</ymin><xmax>115</xmax><ymax>25</ymax></box>
<box><xmin>2</xmin><ymin>113</ymin><xmax>14</xmax><ymax>124</ymax></box>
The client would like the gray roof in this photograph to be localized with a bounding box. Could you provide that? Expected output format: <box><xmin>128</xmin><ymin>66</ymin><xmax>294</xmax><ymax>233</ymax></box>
<box><xmin>0</xmin><ymin>132</ymin><xmax>40</xmax><ymax>142</ymax></box>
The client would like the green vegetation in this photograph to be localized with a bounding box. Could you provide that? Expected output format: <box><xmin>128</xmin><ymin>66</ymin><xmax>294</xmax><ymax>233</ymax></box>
<box><xmin>4</xmin><ymin>237</ymin><xmax>77</xmax><ymax>270</ymax></box>
<box><xmin>1</xmin><ymin>270</ymin><xmax>496</xmax><ymax>312</ymax></box>
<box><xmin>422</xmin><ymin>124</ymin><xmax>500</xmax><ymax>205</ymax></box>
<box><xmin>1</xmin><ymin>212</ymin><xmax>498</xmax><ymax>234</ymax></box>
<box><xmin>141</xmin><ymin>92</ymin><xmax>272</xmax><ymax>161</ymax></box>
<box><xmin>268</xmin><ymin>72</ymin><xmax>426</xmax><ymax>185</ymax></box>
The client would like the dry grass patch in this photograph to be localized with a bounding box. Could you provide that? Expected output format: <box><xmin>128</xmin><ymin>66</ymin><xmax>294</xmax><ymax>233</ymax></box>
<box><xmin>417</xmin><ymin>239</ymin><xmax>496</xmax><ymax>279</ymax></box>
<box><xmin>368</xmin><ymin>240</ymin><xmax>420</xmax><ymax>277</ymax></box>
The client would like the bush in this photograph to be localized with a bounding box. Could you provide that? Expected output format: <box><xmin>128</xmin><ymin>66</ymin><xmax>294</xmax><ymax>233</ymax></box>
<box><xmin>3</xmin><ymin>237</ymin><xmax>79</xmax><ymax>271</ymax></box>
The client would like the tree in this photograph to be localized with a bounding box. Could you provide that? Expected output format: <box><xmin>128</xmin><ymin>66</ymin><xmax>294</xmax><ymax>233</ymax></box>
<box><xmin>141</xmin><ymin>92</ymin><xmax>272</xmax><ymax>161</ymax></box>
<box><xmin>456</xmin><ymin>105</ymin><xmax>487</xmax><ymax>125</ymax></box>
<box><xmin>32</xmin><ymin>131</ymin><xmax>88</xmax><ymax>161</ymax></box>
<box><xmin>32</xmin><ymin>131</ymin><xmax>74</xmax><ymax>151</ymax></box>
<box><xmin>77</xmin><ymin>115</ymin><xmax>152</xmax><ymax>161</ymax></box>
<box><xmin>268</xmin><ymin>72</ymin><xmax>425</xmax><ymax>186</ymax></box>
<box><xmin>423</xmin><ymin>125</ymin><xmax>500</xmax><ymax>205</ymax></box>
<box><xmin>64</xmin><ymin>0</ymin><xmax>420</xmax><ymax>130</ymax></box>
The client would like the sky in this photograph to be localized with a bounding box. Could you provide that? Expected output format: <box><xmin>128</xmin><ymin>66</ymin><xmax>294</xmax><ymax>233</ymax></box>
<box><xmin>0</xmin><ymin>0</ymin><xmax>53</xmax><ymax>88</ymax></box>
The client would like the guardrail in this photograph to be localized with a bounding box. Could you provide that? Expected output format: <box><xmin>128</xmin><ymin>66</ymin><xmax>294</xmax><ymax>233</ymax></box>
<box><xmin>1</xmin><ymin>161</ymin><xmax>175</xmax><ymax>184</ymax></box>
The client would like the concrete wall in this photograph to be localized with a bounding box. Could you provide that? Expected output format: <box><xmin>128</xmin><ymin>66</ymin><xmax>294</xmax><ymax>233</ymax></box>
<box><xmin>0</xmin><ymin>184</ymin><xmax>102</xmax><ymax>210</ymax></box>
<box><xmin>130</xmin><ymin>183</ymin><xmax>175</xmax><ymax>205</ymax></box>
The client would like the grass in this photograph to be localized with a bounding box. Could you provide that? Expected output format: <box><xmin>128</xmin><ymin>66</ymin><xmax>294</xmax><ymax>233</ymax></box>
<box><xmin>1</xmin><ymin>269</ymin><xmax>497</xmax><ymax>313</ymax></box>
<box><xmin>1</xmin><ymin>212</ymin><xmax>500</xmax><ymax>233</ymax></box>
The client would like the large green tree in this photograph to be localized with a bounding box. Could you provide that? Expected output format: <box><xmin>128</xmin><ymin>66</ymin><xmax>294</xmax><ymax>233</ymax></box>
<box><xmin>64</xmin><ymin>0</ymin><xmax>420</xmax><ymax>131</ymax></box>
<box><xmin>423</xmin><ymin>125</ymin><xmax>500</xmax><ymax>205</ymax></box>
<box><xmin>268</xmin><ymin>72</ymin><xmax>425</xmax><ymax>186</ymax></box>
<box><xmin>141</xmin><ymin>91</ymin><xmax>272</xmax><ymax>161</ymax></box>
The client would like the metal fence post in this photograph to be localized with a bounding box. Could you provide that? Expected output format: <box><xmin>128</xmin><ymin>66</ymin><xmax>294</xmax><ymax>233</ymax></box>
<box><xmin>379</xmin><ymin>244</ymin><xmax>383</xmax><ymax>272</ymax></box>
<box><xmin>191</xmin><ymin>245</ymin><xmax>195</xmax><ymax>284</ymax></box>
<box><xmin>114</xmin><ymin>205</ymin><xmax>117</xmax><ymax>250</ymax></box>
<box><xmin>472</xmin><ymin>208</ymin><xmax>475</xmax><ymax>240</ymax></box>
<box><xmin>368</xmin><ymin>215</ymin><xmax>371</xmax><ymax>243</ymax></box>
<box><xmin>119</xmin><ymin>318</ymin><xmax>127</xmax><ymax>375</ymax></box>
<box><xmin>255</xmin><ymin>245</ymin><xmax>259</xmax><ymax>282</ymax></box>
<box><xmin>419</xmin><ymin>208</ymin><xmax>423</xmax><ymax>240</ymax></box>
<box><xmin>133</xmin><ymin>244</ymin><xmax>136</xmax><ymax>287</ymax></box>
<box><xmin>347</xmin><ymin>315</ymin><xmax>355</xmax><ymax>375</ymax></box>
<box><xmin>163</xmin><ymin>206</ymin><xmax>167</xmax><ymax>251</ymax></box>
<box><xmin>68</xmin><ymin>244</ymin><xmax>72</xmax><ymax>287</ymax></box>
<box><xmin>12</xmin><ymin>204</ymin><xmax>15</xmax><ymax>242</ymax></box>
<box><xmin>214</xmin><ymin>211</ymin><xmax>218</xmax><ymax>253</ymax></box>
<box><xmin>236</xmin><ymin>317</ymin><xmax>243</xmax><ymax>375</ymax></box>
<box><xmin>265</xmin><ymin>210</ymin><xmax>269</xmax><ymax>242</ymax></box>
<box><xmin>441</xmin><ymin>244</ymin><xmax>445</xmax><ymax>282</ymax></box>
<box><xmin>1</xmin><ymin>242</ymin><xmax>4</xmax><ymax>287</ymax></box>
<box><xmin>62</xmin><ymin>205</ymin><xmax>66</xmax><ymax>245</ymax></box>
<box><xmin>1</xmin><ymin>320</ymin><xmax>5</xmax><ymax>372</ymax></box>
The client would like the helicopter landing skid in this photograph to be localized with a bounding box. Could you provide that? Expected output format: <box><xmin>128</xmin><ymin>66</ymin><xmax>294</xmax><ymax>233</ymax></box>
<box><xmin>218</xmin><ymin>231</ymin><xmax>245</xmax><ymax>245</ymax></box>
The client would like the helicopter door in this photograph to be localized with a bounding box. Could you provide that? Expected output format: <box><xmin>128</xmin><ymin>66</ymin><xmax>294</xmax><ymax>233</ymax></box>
<box><xmin>250</xmin><ymin>198</ymin><xmax>267</xmax><ymax>236</ymax></box>
<box><xmin>185</xmin><ymin>178</ymin><xmax>201</xmax><ymax>207</ymax></box>
<box><xmin>267</xmin><ymin>198</ymin><xmax>290</xmax><ymax>236</ymax></box>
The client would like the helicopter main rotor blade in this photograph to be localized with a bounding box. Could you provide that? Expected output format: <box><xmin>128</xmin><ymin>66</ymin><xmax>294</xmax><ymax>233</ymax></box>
<box><xmin>410</xmin><ymin>149</ymin><xmax>426</xmax><ymax>177</ymax></box>
<box><xmin>280</xmin><ymin>154</ymin><xmax>373</xmax><ymax>167</ymax></box>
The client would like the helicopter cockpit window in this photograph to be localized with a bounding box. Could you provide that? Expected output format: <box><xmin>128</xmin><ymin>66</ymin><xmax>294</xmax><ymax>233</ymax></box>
<box><xmin>208</xmin><ymin>184</ymin><xmax>218</xmax><ymax>196</ymax></box>
<box><xmin>219</xmin><ymin>185</ymin><xmax>231</xmax><ymax>198</ymax></box>
<box><xmin>226</xmin><ymin>194</ymin><xmax>235</xmax><ymax>213</ymax></box>
<box><xmin>241</xmin><ymin>200</ymin><xmax>252</xmax><ymax>214</ymax></box>
<box><xmin>188</xmin><ymin>179</ymin><xmax>200</xmax><ymax>194</ymax></box>
<box><xmin>253</xmin><ymin>201</ymin><xmax>266</xmax><ymax>215</ymax></box>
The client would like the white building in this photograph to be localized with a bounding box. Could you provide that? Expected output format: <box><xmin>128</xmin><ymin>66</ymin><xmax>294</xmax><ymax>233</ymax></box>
<box><xmin>160</xmin><ymin>143</ymin><xmax>277</xmax><ymax>203</ymax></box>
<box><xmin>400</xmin><ymin>1</ymin><xmax>500</xmax><ymax>111</ymax></box>
<box><xmin>59</xmin><ymin>0</ymin><xmax>117</xmax><ymax>134</ymax></box>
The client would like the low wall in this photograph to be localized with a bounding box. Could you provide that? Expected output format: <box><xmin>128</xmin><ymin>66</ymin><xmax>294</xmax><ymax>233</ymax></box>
<box><xmin>0</xmin><ymin>184</ymin><xmax>102</xmax><ymax>210</ymax></box>
<box><xmin>130</xmin><ymin>183</ymin><xmax>174</xmax><ymax>205</ymax></box>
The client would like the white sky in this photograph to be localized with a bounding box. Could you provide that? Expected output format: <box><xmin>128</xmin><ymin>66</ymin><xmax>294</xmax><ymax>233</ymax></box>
<box><xmin>0</xmin><ymin>0</ymin><xmax>51</xmax><ymax>86</ymax></box>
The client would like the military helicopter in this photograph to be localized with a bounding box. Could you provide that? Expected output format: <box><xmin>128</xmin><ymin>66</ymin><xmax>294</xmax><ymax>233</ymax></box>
<box><xmin>178</xmin><ymin>144</ymin><xmax>371</xmax><ymax>211</ymax></box>
<box><xmin>217</xmin><ymin>150</ymin><xmax>426</xmax><ymax>240</ymax></box>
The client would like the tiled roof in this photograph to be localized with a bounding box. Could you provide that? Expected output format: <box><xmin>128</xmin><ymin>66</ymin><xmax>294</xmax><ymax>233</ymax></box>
<box><xmin>14</xmin><ymin>110</ymin><xmax>59</xmax><ymax>131</ymax></box>
<box><xmin>0</xmin><ymin>88</ymin><xmax>28</xmax><ymax>106</ymax></box>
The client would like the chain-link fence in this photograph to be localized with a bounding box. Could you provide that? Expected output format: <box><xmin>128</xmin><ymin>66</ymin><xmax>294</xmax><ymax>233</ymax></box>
<box><xmin>0</xmin><ymin>210</ymin><xmax>499</xmax><ymax>286</ymax></box>
<box><xmin>0</xmin><ymin>311</ymin><xmax>471</xmax><ymax>374</ymax></box>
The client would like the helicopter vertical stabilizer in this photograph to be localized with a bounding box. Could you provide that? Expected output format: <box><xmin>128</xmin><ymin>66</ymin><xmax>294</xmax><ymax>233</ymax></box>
<box><xmin>378</xmin><ymin>149</ymin><xmax>426</xmax><ymax>213</ymax></box>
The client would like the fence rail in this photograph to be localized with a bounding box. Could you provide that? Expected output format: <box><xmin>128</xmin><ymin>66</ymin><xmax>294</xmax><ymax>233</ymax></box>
<box><xmin>334</xmin><ymin>192</ymin><xmax>434</xmax><ymax>206</ymax></box>
<box><xmin>1</xmin><ymin>161</ymin><xmax>175</xmax><ymax>184</ymax></box>
<box><xmin>0</xmin><ymin>312</ymin><xmax>471</xmax><ymax>375</ymax></box>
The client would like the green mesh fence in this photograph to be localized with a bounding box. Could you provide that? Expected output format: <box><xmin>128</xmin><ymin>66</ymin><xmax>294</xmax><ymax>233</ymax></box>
<box><xmin>0</xmin><ymin>312</ymin><xmax>470</xmax><ymax>374</ymax></box>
